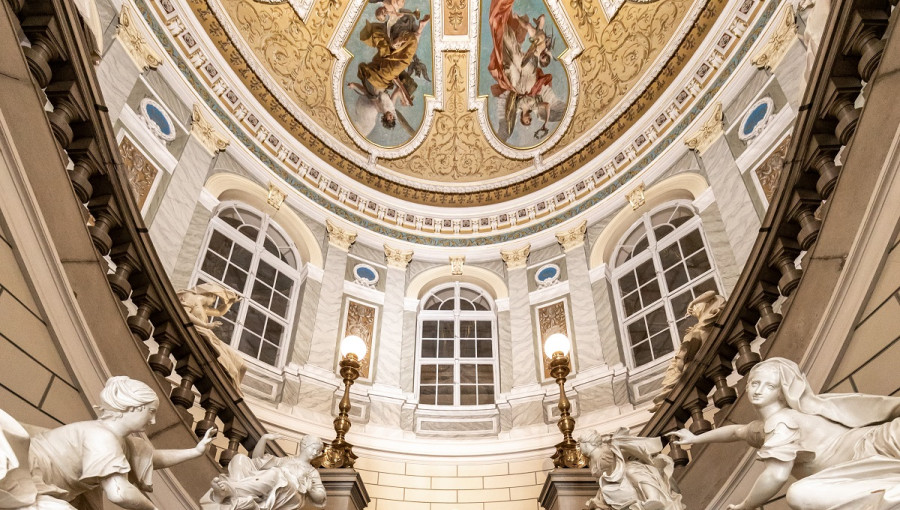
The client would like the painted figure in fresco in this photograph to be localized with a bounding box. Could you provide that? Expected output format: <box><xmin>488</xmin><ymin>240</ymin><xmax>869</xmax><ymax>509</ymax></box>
<box><xmin>347</xmin><ymin>4</ymin><xmax>430</xmax><ymax>137</ymax></box>
<box><xmin>579</xmin><ymin>428</ymin><xmax>685</xmax><ymax>510</ymax></box>
<box><xmin>199</xmin><ymin>433</ymin><xmax>326</xmax><ymax>510</ymax></box>
<box><xmin>0</xmin><ymin>376</ymin><xmax>215</xmax><ymax>510</ymax></box>
<box><xmin>487</xmin><ymin>0</ymin><xmax>563</xmax><ymax>143</ymax></box>
<box><xmin>669</xmin><ymin>357</ymin><xmax>900</xmax><ymax>509</ymax></box>
<box><xmin>177</xmin><ymin>283</ymin><xmax>246</xmax><ymax>393</ymax></box>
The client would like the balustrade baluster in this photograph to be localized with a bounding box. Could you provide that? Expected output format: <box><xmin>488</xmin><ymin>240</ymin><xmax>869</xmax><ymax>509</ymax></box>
<box><xmin>726</xmin><ymin>320</ymin><xmax>760</xmax><ymax>375</ymax></box>
<box><xmin>788</xmin><ymin>189</ymin><xmax>823</xmax><ymax>250</ymax></box>
<box><xmin>821</xmin><ymin>74</ymin><xmax>862</xmax><ymax>145</ymax></box>
<box><xmin>66</xmin><ymin>137</ymin><xmax>102</xmax><ymax>203</ymax></box>
<box><xmin>769</xmin><ymin>237</ymin><xmax>803</xmax><ymax>296</ymax></box>
<box><xmin>147</xmin><ymin>319</ymin><xmax>183</xmax><ymax>377</ymax></box>
<box><xmin>843</xmin><ymin>7</ymin><xmax>889</xmax><ymax>81</ymax></box>
<box><xmin>128</xmin><ymin>282</ymin><xmax>160</xmax><ymax>342</ymax></box>
<box><xmin>706</xmin><ymin>354</ymin><xmax>738</xmax><ymax>408</ymax></box>
<box><xmin>806</xmin><ymin>134</ymin><xmax>842</xmax><ymax>199</ymax></box>
<box><xmin>171</xmin><ymin>357</ymin><xmax>204</xmax><ymax>410</ymax></box>
<box><xmin>682</xmin><ymin>389</ymin><xmax>713</xmax><ymax>435</ymax></box>
<box><xmin>107</xmin><ymin>242</ymin><xmax>140</xmax><ymax>300</ymax></box>
<box><xmin>748</xmin><ymin>281</ymin><xmax>783</xmax><ymax>339</ymax></box>
<box><xmin>196</xmin><ymin>391</ymin><xmax>226</xmax><ymax>438</ymax></box>
<box><xmin>19</xmin><ymin>11</ymin><xmax>64</xmax><ymax>88</ymax></box>
<box><xmin>44</xmin><ymin>65</ymin><xmax>88</xmax><ymax>149</ymax></box>
<box><xmin>86</xmin><ymin>193</ymin><xmax>121</xmax><ymax>256</ymax></box>
<box><xmin>219</xmin><ymin>421</ymin><xmax>249</xmax><ymax>467</ymax></box>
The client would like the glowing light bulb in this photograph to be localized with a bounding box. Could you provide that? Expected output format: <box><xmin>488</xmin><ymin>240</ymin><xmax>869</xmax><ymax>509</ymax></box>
<box><xmin>543</xmin><ymin>333</ymin><xmax>571</xmax><ymax>358</ymax></box>
<box><xmin>340</xmin><ymin>335</ymin><xmax>368</xmax><ymax>359</ymax></box>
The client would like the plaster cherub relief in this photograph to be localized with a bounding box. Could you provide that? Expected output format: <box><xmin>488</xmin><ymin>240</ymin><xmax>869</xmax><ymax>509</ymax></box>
<box><xmin>670</xmin><ymin>357</ymin><xmax>900</xmax><ymax>509</ymax></box>
<box><xmin>578</xmin><ymin>428</ymin><xmax>686</xmax><ymax>510</ymax></box>
<box><xmin>0</xmin><ymin>376</ymin><xmax>215</xmax><ymax>510</ymax></box>
<box><xmin>177</xmin><ymin>283</ymin><xmax>247</xmax><ymax>392</ymax></box>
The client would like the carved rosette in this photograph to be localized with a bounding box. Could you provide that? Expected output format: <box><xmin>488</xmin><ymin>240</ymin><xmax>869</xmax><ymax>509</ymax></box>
<box><xmin>384</xmin><ymin>244</ymin><xmax>413</xmax><ymax>270</ymax></box>
<box><xmin>118</xmin><ymin>137</ymin><xmax>158</xmax><ymax>208</ymax></box>
<box><xmin>752</xmin><ymin>4</ymin><xmax>798</xmax><ymax>71</ymax></box>
<box><xmin>266</xmin><ymin>183</ymin><xmax>286</xmax><ymax>210</ymax></box>
<box><xmin>500</xmin><ymin>244</ymin><xmax>531</xmax><ymax>270</ymax></box>
<box><xmin>116</xmin><ymin>4</ymin><xmax>162</xmax><ymax>71</ymax></box>
<box><xmin>538</xmin><ymin>301</ymin><xmax>569</xmax><ymax>378</ymax></box>
<box><xmin>449</xmin><ymin>256</ymin><xmax>465</xmax><ymax>275</ymax></box>
<box><xmin>684</xmin><ymin>103</ymin><xmax>724</xmax><ymax>154</ymax></box>
<box><xmin>326</xmin><ymin>219</ymin><xmax>357</xmax><ymax>251</ymax></box>
<box><xmin>190</xmin><ymin>105</ymin><xmax>230</xmax><ymax>155</ymax></box>
<box><xmin>556</xmin><ymin>221</ymin><xmax>588</xmax><ymax>252</ymax></box>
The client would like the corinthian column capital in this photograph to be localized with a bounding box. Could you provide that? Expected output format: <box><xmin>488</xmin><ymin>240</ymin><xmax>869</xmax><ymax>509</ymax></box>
<box><xmin>384</xmin><ymin>244</ymin><xmax>413</xmax><ymax>269</ymax></box>
<box><xmin>326</xmin><ymin>219</ymin><xmax>357</xmax><ymax>251</ymax></box>
<box><xmin>500</xmin><ymin>244</ymin><xmax>531</xmax><ymax>269</ymax></box>
<box><xmin>556</xmin><ymin>221</ymin><xmax>588</xmax><ymax>252</ymax></box>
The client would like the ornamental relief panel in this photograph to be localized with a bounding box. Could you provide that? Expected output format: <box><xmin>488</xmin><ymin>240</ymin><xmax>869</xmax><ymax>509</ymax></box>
<box><xmin>537</xmin><ymin>299</ymin><xmax>570</xmax><ymax>379</ymax></box>
<box><xmin>119</xmin><ymin>136</ymin><xmax>159</xmax><ymax>209</ymax></box>
<box><xmin>755</xmin><ymin>134</ymin><xmax>789</xmax><ymax>202</ymax></box>
<box><xmin>343</xmin><ymin>299</ymin><xmax>376</xmax><ymax>378</ymax></box>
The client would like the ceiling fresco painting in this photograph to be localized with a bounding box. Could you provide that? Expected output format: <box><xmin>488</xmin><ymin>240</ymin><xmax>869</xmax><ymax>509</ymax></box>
<box><xmin>340</xmin><ymin>0</ymin><xmax>435</xmax><ymax>148</ymax></box>
<box><xmin>478</xmin><ymin>0</ymin><xmax>570</xmax><ymax>150</ymax></box>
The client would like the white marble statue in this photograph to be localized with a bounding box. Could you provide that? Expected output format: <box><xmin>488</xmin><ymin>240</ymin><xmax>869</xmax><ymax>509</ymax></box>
<box><xmin>578</xmin><ymin>428</ymin><xmax>685</xmax><ymax>510</ymax></box>
<box><xmin>177</xmin><ymin>283</ymin><xmax>247</xmax><ymax>392</ymax></box>
<box><xmin>0</xmin><ymin>376</ymin><xmax>216</xmax><ymax>510</ymax></box>
<box><xmin>669</xmin><ymin>357</ymin><xmax>900</xmax><ymax>509</ymax></box>
<box><xmin>199</xmin><ymin>433</ymin><xmax>326</xmax><ymax>510</ymax></box>
<box><xmin>651</xmin><ymin>291</ymin><xmax>726</xmax><ymax>412</ymax></box>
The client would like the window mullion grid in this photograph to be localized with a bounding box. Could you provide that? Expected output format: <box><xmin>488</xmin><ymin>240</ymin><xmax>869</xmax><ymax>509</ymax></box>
<box><xmin>652</xmin><ymin>239</ymin><xmax>680</xmax><ymax>356</ymax></box>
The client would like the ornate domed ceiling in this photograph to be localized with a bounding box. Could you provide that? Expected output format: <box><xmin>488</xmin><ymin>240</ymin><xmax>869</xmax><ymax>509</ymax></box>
<box><xmin>141</xmin><ymin>0</ymin><xmax>768</xmax><ymax>244</ymax></box>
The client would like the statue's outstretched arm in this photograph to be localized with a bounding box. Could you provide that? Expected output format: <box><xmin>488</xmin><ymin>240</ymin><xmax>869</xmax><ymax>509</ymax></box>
<box><xmin>101</xmin><ymin>474</ymin><xmax>157</xmax><ymax>510</ymax></box>
<box><xmin>152</xmin><ymin>428</ymin><xmax>216</xmax><ymax>469</ymax></box>
<box><xmin>251</xmin><ymin>433</ymin><xmax>281</xmax><ymax>459</ymax></box>
<box><xmin>669</xmin><ymin>424</ymin><xmax>751</xmax><ymax>446</ymax></box>
<box><xmin>727</xmin><ymin>458</ymin><xmax>793</xmax><ymax>510</ymax></box>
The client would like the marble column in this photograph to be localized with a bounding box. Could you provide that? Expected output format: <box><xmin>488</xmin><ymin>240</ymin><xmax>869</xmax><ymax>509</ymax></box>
<box><xmin>500</xmin><ymin>245</ymin><xmax>539</xmax><ymax>387</ymax></box>
<box><xmin>374</xmin><ymin>245</ymin><xmax>413</xmax><ymax>387</ymax></box>
<box><xmin>589</xmin><ymin>263</ymin><xmax>622</xmax><ymax>366</ymax></box>
<box><xmin>557</xmin><ymin>222</ymin><xmax>606</xmax><ymax>370</ymax></box>
<box><xmin>693</xmin><ymin>136</ymin><xmax>760</xmax><ymax>266</ymax></box>
<box><xmin>291</xmin><ymin>264</ymin><xmax>324</xmax><ymax>366</ymax></box>
<box><xmin>306</xmin><ymin>220</ymin><xmax>357</xmax><ymax>370</ymax></box>
<box><xmin>399</xmin><ymin>303</ymin><xmax>418</xmax><ymax>394</ymax></box>
<box><xmin>96</xmin><ymin>5</ymin><xmax>160</xmax><ymax>123</ymax></box>
<box><xmin>148</xmin><ymin>109</ymin><xmax>225</xmax><ymax>273</ymax></box>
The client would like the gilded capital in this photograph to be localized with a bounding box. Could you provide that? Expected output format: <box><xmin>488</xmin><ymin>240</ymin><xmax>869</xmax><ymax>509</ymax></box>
<box><xmin>116</xmin><ymin>5</ymin><xmax>162</xmax><ymax>71</ymax></box>
<box><xmin>326</xmin><ymin>219</ymin><xmax>357</xmax><ymax>251</ymax></box>
<box><xmin>450</xmin><ymin>256</ymin><xmax>465</xmax><ymax>275</ymax></box>
<box><xmin>684</xmin><ymin>103</ymin><xmax>724</xmax><ymax>154</ymax></box>
<box><xmin>752</xmin><ymin>4</ymin><xmax>798</xmax><ymax>71</ymax></box>
<box><xmin>384</xmin><ymin>244</ymin><xmax>413</xmax><ymax>269</ymax></box>
<box><xmin>500</xmin><ymin>244</ymin><xmax>531</xmax><ymax>269</ymax></box>
<box><xmin>556</xmin><ymin>221</ymin><xmax>587</xmax><ymax>252</ymax></box>
<box><xmin>190</xmin><ymin>105</ymin><xmax>230</xmax><ymax>154</ymax></box>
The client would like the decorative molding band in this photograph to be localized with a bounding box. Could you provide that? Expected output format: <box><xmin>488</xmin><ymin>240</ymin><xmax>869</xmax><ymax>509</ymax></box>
<box><xmin>500</xmin><ymin>244</ymin><xmax>531</xmax><ymax>269</ymax></box>
<box><xmin>684</xmin><ymin>102</ymin><xmax>724</xmax><ymax>154</ymax></box>
<box><xmin>384</xmin><ymin>244</ymin><xmax>414</xmax><ymax>270</ymax></box>
<box><xmin>752</xmin><ymin>3</ymin><xmax>797</xmax><ymax>71</ymax></box>
<box><xmin>190</xmin><ymin>104</ymin><xmax>229</xmax><ymax>154</ymax></box>
<box><xmin>116</xmin><ymin>4</ymin><xmax>162</xmax><ymax>71</ymax></box>
<box><xmin>556</xmin><ymin>221</ymin><xmax>588</xmax><ymax>252</ymax></box>
<box><xmin>326</xmin><ymin>219</ymin><xmax>358</xmax><ymax>251</ymax></box>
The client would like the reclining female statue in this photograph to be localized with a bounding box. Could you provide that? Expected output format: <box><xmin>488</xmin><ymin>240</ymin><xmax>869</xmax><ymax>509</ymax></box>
<box><xmin>0</xmin><ymin>376</ymin><xmax>215</xmax><ymax>510</ymax></box>
<box><xmin>199</xmin><ymin>433</ymin><xmax>326</xmax><ymax>510</ymax></box>
<box><xmin>669</xmin><ymin>357</ymin><xmax>900</xmax><ymax>509</ymax></box>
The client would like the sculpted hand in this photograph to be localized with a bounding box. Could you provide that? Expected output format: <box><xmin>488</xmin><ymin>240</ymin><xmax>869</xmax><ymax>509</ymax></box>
<box><xmin>195</xmin><ymin>427</ymin><xmax>217</xmax><ymax>453</ymax></box>
<box><xmin>667</xmin><ymin>429</ymin><xmax>697</xmax><ymax>445</ymax></box>
<box><xmin>727</xmin><ymin>502</ymin><xmax>754</xmax><ymax>510</ymax></box>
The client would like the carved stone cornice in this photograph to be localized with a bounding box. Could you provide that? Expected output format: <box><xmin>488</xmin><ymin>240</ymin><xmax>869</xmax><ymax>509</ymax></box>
<box><xmin>450</xmin><ymin>256</ymin><xmax>465</xmax><ymax>275</ymax></box>
<box><xmin>116</xmin><ymin>4</ymin><xmax>162</xmax><ymax>71</ymax></box>
<box><xmin>326</xmin><ymin>219</ymin><xmax>357</xmax><ymax>251</ymax></box>
<box><xmin>500</xmin><ymin>245</ymin><xmax>531</xmax><ymax>270</ymax></box>
<box><xmin>752</xmin><ymin>4</ymin><xmax>798</xmax><ymax>71</ymax></box>
<box><xmin>684</xmin><ymin>103</ymin><xmax>724</xmax><ymax>154</ymax></box>
<box><xmin>384</xmin><ymin>244</ymin><xmax>413</xmax><ymax>269</ymax></box>
<box><xmin>556</xmin><ymin>221</ymin><xmax>588</xmax><ymax>252</ymax></box>
<box><xmin>190</xmin><ymin>105</ymin><xmax>230</xmax><ymax>154</ymax></box>
<box><xmin>266</xmin><ymin>183</ymin><xmax>286</xmax><ymax>210</ymax></box>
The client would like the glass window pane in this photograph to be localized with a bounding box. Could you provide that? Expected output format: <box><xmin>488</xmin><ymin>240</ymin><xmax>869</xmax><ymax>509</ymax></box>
<box><xmin>477</xmin><ymin>365</ymin><xmax>493</xmax><ymax>383</ymax></box>
<box><xmin>257</xmin><ymin>261</ymin><xmax>277</xmax><ymax>286</ymax></box>
<box><xmin>460</xmin><ymin>365</ymin><xmax>476</xmax><ymax>384</ymax></box>
<box><xmin>275</xmin><ymin>273</ymin><xmax>293</xmax><ymax>294</ymax></box>
<box><xmin>208</xmin><ymin>230</ymin><xmax>232</xmax><ymax>257</ymax></box>
<box><xmin>639</xmin><ymin>280</ymin><xmax>661</xmax><ymax>308</ymax></box>
<box><xmin>650</xmin><ymin>332</ymin><xmax>675</xmax><ymax>358</ymax></box>
<box><xmin>438</xmin><ymin>365</ymin><xmax>454</xmax><ymax>384</ymax></box>
<box><xmin>476</xmin><ymin>321</ymin><xmax>492</xmax><ymax>338</ymax></box>
<box><xmin>654</xmin><ymin>224</ymin><xmax>675</xmax><ymax>240</ymax></box>
<box><xmin>439</xmin><ymin>321</ymin><xmax>454</xmax><ymax>338</ymax></box>
<box><xmin>422</xmin><ymin>321</ymin><xmax>438</xmax><ymax>338</ymax></box>
<box><xmin>670</xmin><ymin>289</ymin><xmax>695</xmax><ymax>322</ymax></box>
<box><xmin>460</xmin><ymin>321</ymin><xmax>475</xmax><ymax>338</ymax></box>
<box><xmin>633</xmin><ymin>339</ymin><xmax>653</xmax><ymax>366</ymax></box>
<box><xmin>230</xmin><ymin>244</ymin><xmax>253</xmax><ymax>270</ymax></box>
<box><xmin>263</xmin><ymin>320</ymin><xmax>283</xmax><ymax>345</ymax></box>
<box><xmin>478</xmin><ymin>385</ymin><xmax>494</xmax><ymax>404</ymax></box>
<box><xmin>635</xmin><ymin>260</ymin><xmax>656</xmax><ymax>285</ymax></box>
<box><xmin>460</xmin><ymin>339</ymin><xmax>476</xmax><ymax>358</ymax></box>
<box><xmin>270</xmin><ymin>293</ymin><xmax>289</xmax><ymax>318</ymax></box>
<box><xmin>459</xmin><ymin>300</ymin><xmax>475</xmax><ymax>311</ymax></box>
<box><xmin>686</xmin><ymin>251</ymin><xmax>712</xmax><ymax>279</ymax></box>
<box><xmin>646</xmin><ymin>307</ymin><xmax>669</xmax><ymax>336</ymax></box>
<box><xmin>260</xmin><ymin>341</ymin><xmax>278</xmax><ymax>365</ymax></box>
<box><xmin>421</xmin><ymin>340</ymin><xmax>437</xmax><ymax>358</ymax></box>
<box><xmin>618</xmin><ymin>272</ymin><xmax>638</xmax><ymax>295</ymax></box>
<box><xmin>437</xmin><ymin>386</ymin><xmax>453</xmax><ymax>406</ymax></box>
<box><xmin>438</xmin><ymin>340</ymin><xmax>454</xmax><ymax>358</ymax></box>
<box><xmin>659</xmin><ymin>243</ymin><xmax>682</xmax><ymax>269</ymax></box>
<box><xmin>472</xmin><ymin>297</ymin><xmax>489</xmax><ymax>311</ymax></box>
<box><xmin>476</xmin><ymin>340</ymin><xmax>492</xmax><ymax>358</ymax></box>
<box><xmin>201</xmin><ymin>252</ymin><xmax>227</xmax><ymax>280</ymax></box>
<box><xmin>693</xmin><ymin>277</ymin><xmax>718</xmax><ymax>295</ymax></box>
<box><xmin>251</xmin><ymin>280</ymin><xmax>273</xmax><ymax>308</ymax></box>
<box><xmin>680</xmin><ymin>230</ymin><xmax>704</xmax><ymax>256</ymax></box>
<box><xmin>627</xmin><ymin>320</ymin><xmax>649</xmax><ymax>344</ymax></box>
<box><xmin>622</xmin><ymin>291</ymin><xmax>641</xmax><ymax>317</ymax></box>
<box><xmin>237</xmin><ymin>225</ymin><xmax>259</xmax><ymax>242</ymax></box>
<box><xmin>420</xmin><ymin>365</ymin><xmax>436</xmax><ymax>384</ymax></box>
<box><xmin>460</xmin><ymin>385</ymin><xmax>477</xmax><ymax>406</ymax></box>
<box><xmin>633</xmin><ymin>237</ymin><xmax>650</xmax><ymax>258</ymax></box>
<box><xmin>420</xmin><ymin>385</ymin><xmax>436</xmax><ymax>405</ymax></box>
<box><xmin>665</xmin><ymin>264</ymin><xmax>689</xmax><ymax>291</ymax></box>
<box><xmin>223</xmin><ymin>265</ymin><xmax>248</xmax><ymax>291</ymax></box>
<box><xmin>439</xmin><ymin>300</ymin><xmax>455</xmax><ymax>310</ymax></box>
<box><xmin>238</xmin><ymin>331</ymin><xmax>261</xmax><ymax>358</ymax></box>
<box><xmin>244</xmin><ymin>307</ymin><xmax>266</xmax><ymax>335</ymax></box>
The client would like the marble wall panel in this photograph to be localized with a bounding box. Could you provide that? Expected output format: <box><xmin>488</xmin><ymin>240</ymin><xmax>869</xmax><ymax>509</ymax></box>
<box><xmin>511</xmin><ymin>400</ymin><xmax>545</xmax><ymax>428</ymax></box>
<box><xmin>374</xmin><ymin>267</ymin><xmax>405</xmax><ymax>386</ymax></box>
<box><xmin>369</xmin><ymin>400</ymin><xmax>402</xmax><ymax>427</ymax></box>
<box><xmin>148</xmin><ymin>137</ymin><xmax>213</xmax><ymax>274</ymax></box>
<box><xmin>497</xmin><ymin>309</ymin><xmax>514</xmax><ymax>393</ymax></box>
<box><xmin>96</xmin><ymin>41</ymin><xmax>141</xmax><ymax>123</ymax></box>
<box><xmin>350</xmin><ymin>243</ymin><xmax>384</xmax><ymax>265</ymax></box>
<box><xmin>591</xmin><ymin>277</ymin><xmax>623</xmax><ymax>366</ymax></box>
<box><xmin>399</xmin><ymin>309</ymin><xmax>417</xmax><ymax>393</ymax></box>
<box><xmin>169</xmin><ymin>203</ymin><xmax>211</xmax><ymax>290</ymax></box>
<box><xmin>509</xmin><ymin>268</ymin><xmax>539</xmax><ymax>387</ymax></box>
<box><xmin>576</xmin><ymin>382</ymin><xmax>615</xmax><ymax>411</ymax></box>
<box><xmin>291</xmin><ymin>277</ymin><xmax>322</xmax><ymax>366</ymax></box>
<box><xmin>295</xmin><ymin>381</ymin><xmax>334</xmax><ymax>415</ymax></box>
<box><xmin>307</xmin><ymin>245</ymin><xmax>348</xmax><ymax>369</ymax></box>
<box><xmin>529</xmin><ymin>243</ymin><xmax>563</xmax><ymax>264</ymax></box>
<box><xmin>699</xmin><ymin>202</ymin><xmax>742</xmax><ymax>294</ymax></box>
<box><xmin>565</xmin><ymin>248</ymin><xmax>605</xmax><ymax>370</ymax></box>
<box><xmin>773</xmin><ymin>40</ymin><xmax>808</xmax><ymax>109</ymax></box>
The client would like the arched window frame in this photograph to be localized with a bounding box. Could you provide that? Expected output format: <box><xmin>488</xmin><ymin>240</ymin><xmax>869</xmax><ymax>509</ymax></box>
<box><xmin>189</xmin><ymin>201</ymin><xmax>303</xmax><ymax>371</ymax></box>
<box><xmin>414</xmin><ymin>282</ymin><xmax>500</xmax><ymax>408</ymax></box>
<box><xmin>610</xmin><ymin>200</ymin><xmax>724</xmax><ymax>370</ymax></box>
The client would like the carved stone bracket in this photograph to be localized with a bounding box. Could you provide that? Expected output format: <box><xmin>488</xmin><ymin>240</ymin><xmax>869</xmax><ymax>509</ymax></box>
<box><xmin>752</xmin><ymin>4</ymin><xmax>798</xmax><ymax>71</ymax></box>
<box><xmin>556</xmin><ymin>221</ymin><xmax>587</xmax><ymax>252</ymax></box>
<box><xmin>684</xmin><ymin>103</ymin><xmax>724</xmax><ymax>154</ymax></box>
<box><xmin>190</xmin><ymin>105</ymin><xmax>229</xmax><ymax>155</ymax></box>
<box><xmin>326</xmin><ymin>219</ymin><xmax>358</xmax><ymax>251</ymax></box>
<box><xmin>116</xmin><ymin>4</ymin><xmax>162</xmax><ymax>71</ymax></box>
<box><xmin>384</xmin><ymin>244</ymin><xmax>413</xmax><ymax>269</ymax></box>
<box><xmin>450</xmin><ymin>256</ymin><xmax>465</xmax><ymax>275</ymax></box>
<box><xmin>266</xmin><ymin>183</ymin><xmax>286</xmax><ymax>210</ymax></box>
<box><xmin>626</xmin><ymin>183</ymin><xmax>646</xmax><ymax>211</ymax></box>
<box><xmin>500</xmin><ymin>244</ymin><xmax>531</xmax><ymax>269</ymax></box>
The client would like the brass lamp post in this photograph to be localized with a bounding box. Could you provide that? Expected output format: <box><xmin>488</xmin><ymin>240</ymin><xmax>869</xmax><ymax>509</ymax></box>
<box><xmin>544</xmin><ymin>333</ymin><xmax>588</xmax><ymax>468</ymax></box>
<box><xmin>321</xmin><ymin>335</ymin><xmax>367</xmax><ymax>468</ymax></box>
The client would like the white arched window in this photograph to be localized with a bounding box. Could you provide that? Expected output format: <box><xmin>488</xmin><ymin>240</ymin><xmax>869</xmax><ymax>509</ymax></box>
<box><xmin>415</xmin><ymin>283</ymin><xmax>498</xmax><ymax>406</ymax></box>
<box><xmin>612</xmin><ymin>202</ymin><xmax>722</xmax><ymax>368</ymax></box>
<box><xmin>191</xmin><ymin>203</ymin><xmax>301</xmax><ymax>367</ymax></box>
